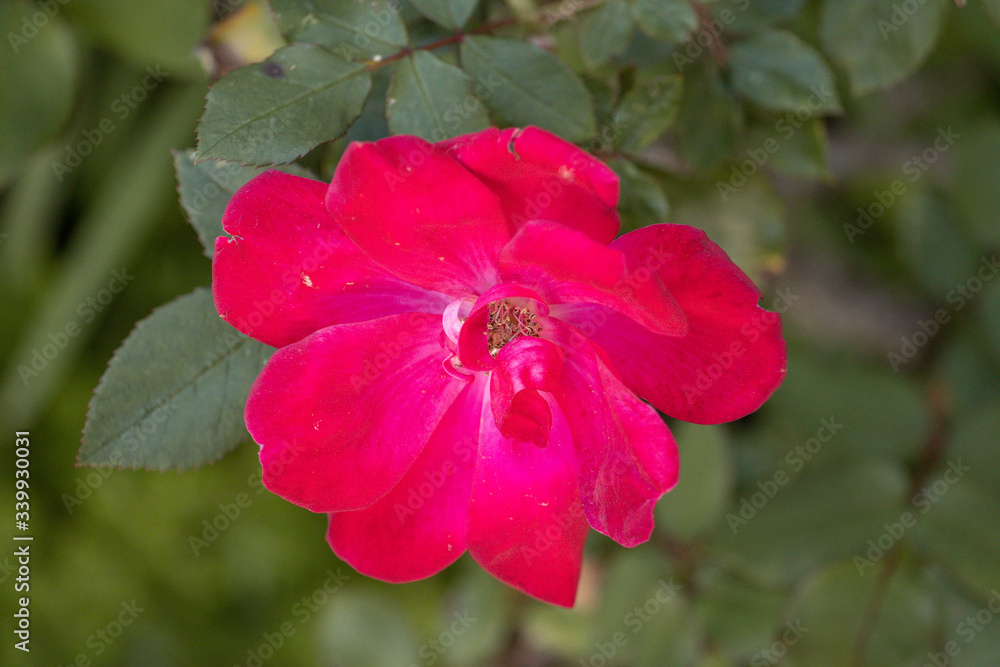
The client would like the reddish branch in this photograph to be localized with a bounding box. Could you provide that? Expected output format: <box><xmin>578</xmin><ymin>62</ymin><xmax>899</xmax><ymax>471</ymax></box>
<box><xmin>691</xmin><ymin>0</ymin><xmax>727</xmax><ymax>67</ymax></box>
<box><xmin>367</xmin><ymin>0</ymin><xmax>609</xmax><ymax>70</ymax></box>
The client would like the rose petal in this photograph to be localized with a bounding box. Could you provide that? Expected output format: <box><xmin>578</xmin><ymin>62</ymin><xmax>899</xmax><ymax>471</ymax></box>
<box><xmin>213</xmin><ymin>170</ymin><xmax>450</xmax><ymax>348</ymax></box>
<box><xmin>443</xmin><ymin>127</ymin><xmax>620</xmax><ymax>244</ymax></box>
<box><xmin>466</xmin><ymin>388</ymin><xmax>588</xmax><ymax>607</ymax></box>
<box><xmin>326</xmin><ymin>135</ymin><xmax>511</xmax><ymax>296</ymax></box>
<box><xmin>550</xmin><ymin>322</ymin><xmax>679</xmax><ymax>547</ymax></box>
<box><xmin>490</xmin><ymin>336</ymin><xmax>563</xmax><ymax>446</ymax></box>
<box><xmin>499</xmin><ymin>220</ymin><xmax>686</xmax><ymax>336</ymax></box>
<box><xmin>247</xmin><ymin>313</ymin><xmax>467</xmax><ymax>513</ymax></box>
<box><xmin>326</xmin><ymin>379</ymin><xmax>484</xmax><ymax>582</ymax></box>
<box><xmin>555</xmin><ymin>224</ymin><xmax>787</xmax><ymax>424</ymax></box>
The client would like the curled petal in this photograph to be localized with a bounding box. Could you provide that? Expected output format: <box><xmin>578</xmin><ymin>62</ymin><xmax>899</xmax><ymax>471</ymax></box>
<box><xmin>499</xmin><ymin>220</ymin><xmax>686</xmax><ymax>336</ymax></box>
<box><xmin>442</xmin><ymin>296</ymin><xmax>475</xmax><ymax>345</ymax></box>
<box><xmin>495</xmin><ymin>390</ymin><xmax>551</xmax><ymax>449</ymax></box>
<box><xmin>326</xmin><ymin>379</ymin><xmax>484</xmax><ymax>582</ymax></box>
<box><xmin>466</xmin><ymin>389</ymin><xmax>588</xmax><ymax>607</ymax></box>
<box><xmin>490</xmin><ymin>337</ymin><xmax>563</xmax><ymax>447</ymax></box>
<box><xmin>326</xmin><ymin>135</ymin><xmax>510</xmax><ymax>296</ymax></box>
<box><xmin>247</xmin><ymin>313</ymin><xmax>467</xmax><ymax>513</ymax></box>
<box><xmin>556</xmin><ymin>224</ymin><xmax>787</xmax><ymax>424</ymax></box>
<box><xmin>550</xmin><ymin>321</ymin><xmax>679</xmax><ymax>547</ymax></box>
<box><xmin>442</xmin><ymin>126</ymin><xmax>620</xmax><ymax>244</ymax></box>
<box><xmin>213</xmin><ymin>170</ymin><xmax>449</xmax><ymax>348</ymax></box>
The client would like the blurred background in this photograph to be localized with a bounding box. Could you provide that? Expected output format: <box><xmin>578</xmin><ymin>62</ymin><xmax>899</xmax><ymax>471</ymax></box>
<box><xmin>1</xmin><ymin>0</ymin><xmax>999</xmax><ymax>665</ymax></box>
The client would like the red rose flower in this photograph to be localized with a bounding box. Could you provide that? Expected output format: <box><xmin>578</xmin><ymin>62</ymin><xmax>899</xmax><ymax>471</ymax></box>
<box><xmin>212</xmin><ymin>127</ymin><xmax>786</xmax><ymax>606</ymax></box>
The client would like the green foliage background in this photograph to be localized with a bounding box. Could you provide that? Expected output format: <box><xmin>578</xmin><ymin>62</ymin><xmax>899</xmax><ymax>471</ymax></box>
<box><xmin>1</xmin><ymin>0</ymin><xmax>999</xmax><ymax>665</ymax></box>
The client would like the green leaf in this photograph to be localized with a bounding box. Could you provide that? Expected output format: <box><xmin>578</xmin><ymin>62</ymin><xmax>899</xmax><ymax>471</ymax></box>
<box><xmin>820</xmin><ymin>0</ymin><xmax>948</xmax><ymax>96</ymax></box>
<box><xmin>935</xmin><ymin>329</ymin><xmax>1000</xmax><ymax>415</ymax></box>
<box><xmin>0</xmin><ymin>3</ymin><xmax>79</xmax><ymax>182</ymax></box>
<box><xmin>893</xmin><ymin>190</ymin><xmax>979</xmax><ymax>299</ymax></box>
<box><xmin>764</xmin><ymin>350</ymin><xmax>930</xmax><ymax>465</ymax></box>
<box><xmin>782</xmin><ymin>561</ymin><xmax>936</xmax><ymax>666</ymax></box>
<box><xmin>694</xmin><ymin>567</ymin><xmax>789</xmax><ymax>659</ymax></box>
<box><xmin>551</xmin><ymin>19</ymin><xmax>587</xmax><ymax>75</ymax></box>
<box><xmin>911</xmin><ymin>478</ymin><xmax>1000</xmax><ymax>596</ymax></box>
<box><xmin>629</xmin><ymin>0</ymin><xmax>698</xmax><ymax>45</ymax></box>
<box><xmin>666</xmin><ymin>177</ymin><xmax>785</xmax><ymax>279</ymax></box>
<box><xmin>174</xmin><ymin>152</ymin><xmax>266</xmax><ymax>258</ymax></box>
<box><xmin>655</xmin><ymin>423</ymin><xmax>733</xmax><ymax>542</ymax></box>
<box><xmin>610</xmin><ymin>158</ymin><xmax>670</xmax><ymax>233</ymax></box>
<box><xmin>407</xmin><ymin>0</ymin><xmax>479</xmax><ymax>29</ymax></box>
<box><xmin>711</xmin><ymin>0</ymin><xmax>809</xmax><ymax>31</ymax></box>
<box><xmin>386</xmin><ymin>51</ymin><xmax>490</xmax><ymax>141</ymax></box>
<box><xmin>196</xmin><ymin>43</ymin><xmax>372</xmax><ymax>166</ymax></box>
<box><xmin>712</xmin><ymin>462</ymin><xmax>909</xmax><ymax>579</ymax></box>
<box><xmin>62</xmin><ymin>0</ymin><xmax>210</xmax><ymax>78</ymax></box>
<box><xmin>911</xmin><ymin>401</ymin><xmax>1000</xmax><ymax>594</ymax></box>
<box><xmin>584</xmin><ymin>76</ymin><xmax>616</xmax><ymax>127</ymax></box>
<box><xmin>173</xmin><ymin>150</ymin><xmax>313</xmax><ymax>258</ymax></box>
<box><xmin>932</xmin><ymin>577</ymin><xmax>1000</xmax><ymax>665</ymax></box>
<box><xmin>673</xmin><ymin>60</ymin><xmax>740</xmax><ymax>173</ymax></box>
<box><xmin>443</xmin><ymin>567</ymin><xmax>516</xmax><ymax>665</ymax></box>
<box><xmin>270</xmin><ymin>0</ymin><xmax>406</xmax><ymax>60</ymax></box>
<box><xmin>984</xmin><ymin>0</ymin><xmax>1000</xmax><ymax>26</ymax></box>
<box><xmin>459</xmin><ymin>36</ymin><xmax>596</xmax><ymax>143</ymax></box>
<box><xmin>611</xmin><ymin>69</ymin><xmax>683</xmax><ymax>152</ymax></box>
<box><xmin>729</xmin><ymin>30</ymin><xmax>841</xmax><ymax>114</ymax></box>
<box><xmin>981</xmin><ymin>276</ymin><xmax>1000</xmax><ymax>365</ymax></box>
<box><xmin>950</xmin><ymin>399</ymin><xmax>1000</xmax><ymax>486</ymax></box>
<box><xmin>956</xmin><ymin>121</ymin><xmax>1000</xmax><ymax>248</ymax></box>
<box><xmin>579</xmin><ymin>0</ymin><xmax>634</xmax><ymax>69</ymax></box>
<box><xmin>79</xmin><ymin>289</ymin><xmax>273</xmax><ymax>470</ymax></box>
<box><xmin>591</xmin><ymin>550</ymin><xmax>699</xmax><ymax>666</ymax></box>
<box><xmin>314</xmin><ymin>592</ymin><xmax>419</xmax><ymax>666</ymax></box>
<box><xmin>764</xmin><ymin>117</ymin><xmax>832</xmax><ymax>181</ymax></box>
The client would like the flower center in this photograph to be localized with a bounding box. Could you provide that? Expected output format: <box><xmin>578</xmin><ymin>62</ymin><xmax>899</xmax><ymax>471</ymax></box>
<box><xmin>487</xmin><ymin>299</ymin><xmax>540</xmax><ymax>356</ymax></box>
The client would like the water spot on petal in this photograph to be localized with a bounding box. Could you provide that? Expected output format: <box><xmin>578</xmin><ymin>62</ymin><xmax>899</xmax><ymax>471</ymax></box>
<box><xmin>301</xmin><ymin>273</ymin><xmax>314</xmax><ymax>287</ymax></box>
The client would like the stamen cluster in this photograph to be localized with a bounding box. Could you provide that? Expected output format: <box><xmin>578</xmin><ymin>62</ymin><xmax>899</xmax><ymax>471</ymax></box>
<box><xmin>487</xmin><ymin>299</ymin><xmax>540</xmax><ymax>356</ymax></box>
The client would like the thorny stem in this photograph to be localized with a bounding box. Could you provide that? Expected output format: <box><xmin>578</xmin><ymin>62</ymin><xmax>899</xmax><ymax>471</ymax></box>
<box><xmin>850</xmin><ymin>383</ymin><xmax>950</xmax><ymax>664</ymax></box>
<box><xmin>908</xmin><ymin>380</ymin><xmax>951</xmax><ymax>497</ymax></box>
<box><xmin>850</xmin><ymin>547</ymin><xmax>904</xmax><ymax>667</ymax></box>
<box><xmin>690</xmin><ymin>0</ymin><xmax>727</xmax><ymax>67</ymax></box>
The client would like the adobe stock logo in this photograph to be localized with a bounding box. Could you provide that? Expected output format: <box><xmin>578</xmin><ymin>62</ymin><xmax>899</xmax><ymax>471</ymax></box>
<box><xmin>889</xmin><ymin>254</ymin><xmax>999</xmax><ymax>372</ymax></box>
<box><xmin>17</xmin><ymin>268</ymin><xmax>134</xmax><ymax>384</ymax></box>
<box><xmin>854</xmin><ymin>459</ymin><xmax>968</xmax><ymax>576</ymax></box>
<box><xmin>680</xmin><ymin>288</ymin><xmax>797</xmax><ymax>405</ymax></box>
<box><xmin>726</xmin><ymin>417</ymin><xmax>843</xmax><ymax>533</ymax></box>
<box><xmin>844</xmin><ymin>126</ymin><xmax>959</xmax><ymax>244</ymax></box>
<box><xmin>6</xmin><ymin>0</ymin><xmax>71</xmax><ymax>53</ymax></box>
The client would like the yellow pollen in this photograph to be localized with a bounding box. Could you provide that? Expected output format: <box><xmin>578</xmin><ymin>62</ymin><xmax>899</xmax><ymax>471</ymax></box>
<box><xmin>487</xmin><ymin>300</ymin><xmax>541</xmax><ymax>356</ymax></box>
